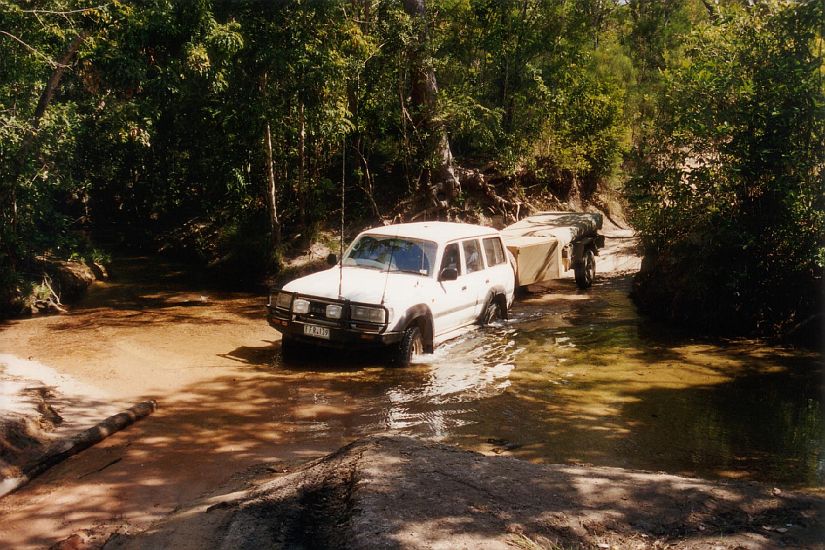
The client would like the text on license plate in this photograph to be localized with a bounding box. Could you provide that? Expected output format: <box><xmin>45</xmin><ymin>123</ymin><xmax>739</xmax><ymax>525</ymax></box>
<box><xmin>303</xmin><ymin>324</ymin><xmax>330</xmax><ymax>339</ymax></box>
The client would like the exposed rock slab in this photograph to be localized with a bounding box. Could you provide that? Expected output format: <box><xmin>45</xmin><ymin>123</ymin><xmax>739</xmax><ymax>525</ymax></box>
<box><xmin>105</xmin><ymin>435</ymin><xmax>824</xmax><ymax>549</ymax></box>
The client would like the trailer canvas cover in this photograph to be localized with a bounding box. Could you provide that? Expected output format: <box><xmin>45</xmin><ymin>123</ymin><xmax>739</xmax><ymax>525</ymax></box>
<box><xmin>502</xmin><ymin>212</ymin><xmax>603</xmax><ymax>286</ymax></box>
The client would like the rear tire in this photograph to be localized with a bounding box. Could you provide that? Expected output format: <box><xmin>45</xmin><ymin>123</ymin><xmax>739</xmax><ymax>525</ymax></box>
<box><xmin>575</xmin><ymin>248</ymin><xmax>596</xmax><ymax>289</ymax></box>
<box><xmin>392</xmin><ymin>325</ymin><xmax>423</xmax><ymax>367</ymax></box>
<box><xmin>479</xmin><ymin>295</ymin><xmax>504</xmax><ymax>326</ymax></box>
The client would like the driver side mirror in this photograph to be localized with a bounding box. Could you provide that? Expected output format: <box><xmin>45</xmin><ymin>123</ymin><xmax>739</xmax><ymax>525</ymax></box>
<box><xmin>439</xmin><ymin>267</ymin><xmax>458</xmax><ymax>281</ymax></box>
<box><xmin>326</xmin><ymin>253</ymin><xmax>338</xmax><ymax>266</ymax></box>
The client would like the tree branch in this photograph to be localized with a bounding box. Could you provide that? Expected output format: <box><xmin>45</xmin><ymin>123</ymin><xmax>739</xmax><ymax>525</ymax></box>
<box><xmin>19</xmin><ymin>4</ymin><xmax>109</xmax><ymax>16</ymax></box>
<box><xmin>699</xmin><ymin>0</ymin><xmax>718</xmax><ymax>19</ymax></box>
<box><xmin>31</xmin><ymin>31</ymin><xmax>90</xmax><ymax>128</ymax></box>
<box><xmin>0</xmin><ymin>30</ymin><xmax>61</xmax><ymax>67</ymax></box>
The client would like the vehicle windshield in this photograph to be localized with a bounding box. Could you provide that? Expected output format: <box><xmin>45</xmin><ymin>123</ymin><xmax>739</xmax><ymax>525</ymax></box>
<box><xmin>343</xmin><ymin>235</ymin><xmax>437</xmax><ymax>276</ymax></box>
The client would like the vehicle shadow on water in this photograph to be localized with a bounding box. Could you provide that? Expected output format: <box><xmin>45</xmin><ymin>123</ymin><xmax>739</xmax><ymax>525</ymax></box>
<box><xmin>219</xmin><ymin>341</ymin><xmax>393</xmax><ymax>372</ymax></box>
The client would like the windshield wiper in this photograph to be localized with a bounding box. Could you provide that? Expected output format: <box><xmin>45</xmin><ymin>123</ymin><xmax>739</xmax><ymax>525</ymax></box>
<box><xmin>392</xmin><ymin>268</ymin><xmax>427</xmax><ymax>276</ymax></box>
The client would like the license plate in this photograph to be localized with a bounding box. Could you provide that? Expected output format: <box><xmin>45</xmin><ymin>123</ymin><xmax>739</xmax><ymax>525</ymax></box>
<box><xmin>303</xmin><ymin>324</ymin><xmax>330</xmax><ymax>339</ymax></box>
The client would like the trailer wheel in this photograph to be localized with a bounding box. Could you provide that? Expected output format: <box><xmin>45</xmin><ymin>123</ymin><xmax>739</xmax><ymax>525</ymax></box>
<box><xmin>392</xmin><ymin>325</ymin><xmax>423</xmax><ymax>367</ymax></box>
<box><xmin>575</xmin><ymin>248</ymin><xmax>596</xmax><ymax>289</ymax></box>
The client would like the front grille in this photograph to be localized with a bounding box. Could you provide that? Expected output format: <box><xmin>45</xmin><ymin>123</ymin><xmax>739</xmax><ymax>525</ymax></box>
<box><xmin>296</xmin><ymin>297</ymin><xmax>344</xmax><ymax>326</ymax></box>
<box><xmin>293</xmin><ymin>295</ymin><xmax>388</xmax><ymax>333</ymax></box>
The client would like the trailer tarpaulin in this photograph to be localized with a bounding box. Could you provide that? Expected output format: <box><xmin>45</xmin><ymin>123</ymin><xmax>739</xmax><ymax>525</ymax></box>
<box><xmin>501</xmin><ymin>212</ymin><xmax>602</xmax><ymax>286</ymax></box>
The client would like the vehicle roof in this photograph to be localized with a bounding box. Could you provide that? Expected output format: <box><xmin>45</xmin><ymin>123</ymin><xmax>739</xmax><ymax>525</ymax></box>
<box><xmin>360</xmin><ymin>221</ymin><xmax>500</xmax><ymax>243</ymax></box>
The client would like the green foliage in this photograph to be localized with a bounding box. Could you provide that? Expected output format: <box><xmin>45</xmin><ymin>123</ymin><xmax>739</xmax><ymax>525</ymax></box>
<box><xmin>1</xmin><ymin>0</ymin><xmax>629</xmax><ymax>275</ymax></box>
<box><xmin>629</xmin><ymin>1</ymin><xmax>825</xmax><ymax>336</ymax></box>
<box><xmin>3</xmin><ymin>0</ymin><xmax>817</xmax><ymax>341</ymax></box>
<box><xmin>431</xmin><ymin>0</ymin><xmax>630</xmax><ymax>191</ymax></box>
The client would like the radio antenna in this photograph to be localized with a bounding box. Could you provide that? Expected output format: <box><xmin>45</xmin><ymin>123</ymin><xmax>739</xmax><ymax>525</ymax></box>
<box><xmin>338</xmin><ymin>137</ymin><xmax>345</xmax><ymax>299</ymax></box>
<box><xmin>380</xmin><ymin>225</ymin><xmax>400</xmax><ymax>306</ymax></box>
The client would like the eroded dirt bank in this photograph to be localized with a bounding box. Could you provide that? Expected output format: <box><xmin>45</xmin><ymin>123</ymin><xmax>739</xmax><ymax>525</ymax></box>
<box><xmin>106</xmin><ymin>435</ymin><xmax>824</xmax><ymax>550</ymax></box>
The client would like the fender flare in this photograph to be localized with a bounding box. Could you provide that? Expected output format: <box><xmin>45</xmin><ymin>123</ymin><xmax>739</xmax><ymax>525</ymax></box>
<box><xmin>572</xmin><ymin>236</ymin><xmax>604</xmax><ymax>267</ymax></box>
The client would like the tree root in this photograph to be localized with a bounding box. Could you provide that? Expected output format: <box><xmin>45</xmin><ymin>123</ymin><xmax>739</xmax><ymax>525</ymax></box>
<box><xmin>391</xmin><ymin>166</ymin><xmax>538</xmax><ymax>225</ymax></box>
<box><xmin>457</xmin><ymin>168</ymin><xmax>531</xmax><ymax>224</ymax></box>
<box><xmin>33</xmin><ymin>275</ymin><xmax>67</xmax><ymax>314</ymax></box>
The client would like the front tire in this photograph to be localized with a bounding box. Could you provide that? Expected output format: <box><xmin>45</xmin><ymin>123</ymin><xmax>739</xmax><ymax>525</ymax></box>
<box><xmin>575</xmin><ymin>248</ymin><xmax>596</xmax><ymax>289</ymax></box>
<box><xmin>392</xmin><ymin>325</ymin><xmax>423</xmax><ymax>367</ymax></box>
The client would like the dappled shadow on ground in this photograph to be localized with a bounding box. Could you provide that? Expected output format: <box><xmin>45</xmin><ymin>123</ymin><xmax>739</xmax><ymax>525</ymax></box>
<box><xmin>0</xmin><ymin>356</ymin><xmax>130</xmax><ymax>478</ymax></box>
<box><xmin>3</xmin><ymin>324</ymin><xmax>822</xmax><ymax>547</ymax></box>
<box><xmin>0</xmin><ymin>343</ymin><xmax>444</xmax><ymax>547</ymax></box>
<box><xmin>347</xmin><ymin>437</ymin><xmax>823</xmax><ymax>549</ymax></box>
<box><xmin>48</xmin><ymin>255</ymin><xmax>267</xmax><ymax>330</ymax></box>
<box><xmin>107</xmin><ymin>436</ymin><xmax>825</xmax><ymax>549</ymax></box>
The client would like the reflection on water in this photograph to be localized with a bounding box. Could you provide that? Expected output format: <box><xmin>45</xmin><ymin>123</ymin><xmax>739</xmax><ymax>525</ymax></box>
<box><xmin>268</xmin><ymin>277</ymin><xmax>823</xmax><ymax>489</ymax></box>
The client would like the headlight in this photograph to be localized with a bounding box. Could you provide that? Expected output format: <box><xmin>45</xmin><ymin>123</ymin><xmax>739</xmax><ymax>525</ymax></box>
<box><xmin>351</xmin><ymin>305</ymin><xmax>387</xmax><ymax>324</ymax></box>
<box><xmin>293</xmin><ymin>298</ymin><xmax>310</xmax><ymax>314</ymax></box>
<box><xmin>275</xmin><ymin>291</ymin><xmax>293</xmax><ymax>309</ymax></box>
<box><xmin>326</xmin><ymin>304</ymin><xmax>343</xmax><ymax>319</ymax></box>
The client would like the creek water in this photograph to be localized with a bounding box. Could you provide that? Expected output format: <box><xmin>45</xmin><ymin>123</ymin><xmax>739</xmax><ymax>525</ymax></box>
<box><xmin>264</xmin><ymin>276</ymin><xmax>823</xmax><ymax>490</ymax></box>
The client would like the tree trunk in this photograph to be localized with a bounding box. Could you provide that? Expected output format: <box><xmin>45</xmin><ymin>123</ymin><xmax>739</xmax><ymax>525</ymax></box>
<box><xmin>354</xmin><ymin>139</ymin><xmax>383</xmax><ymax>220</ymax></box>
<box><xmin>2</xmin><ymin>30</ymin><xmax>89</xmax><ymax>269</ymax></box>
<box><xmin>403</xmin><ymin>0</ymin><xmax>460</xmax><ymax>205</ymax></box>
<box><xmin>13</xmin><ymin>31</ymin><xmax>89</xmax><ymax>178</ymax></box>
<box><xmin>298</xmin><ymin>100</ymin><xmax>307</xmax><ymax>235</ymax></box>
<box><xmin>264</xmin><ymin>121</ymin><xmax>281</xmax><ymax>252</ymax></box>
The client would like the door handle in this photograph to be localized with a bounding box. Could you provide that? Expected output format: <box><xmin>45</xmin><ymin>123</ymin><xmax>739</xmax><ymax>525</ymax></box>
<box><xmin>461</xmin><ymin>286</ymin><xmax>467</xmax><ymax>291</ymax></box>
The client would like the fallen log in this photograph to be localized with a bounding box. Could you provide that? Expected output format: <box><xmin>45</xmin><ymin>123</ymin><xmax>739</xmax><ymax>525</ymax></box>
<box><xmin>0</xmin><ymin>400</ymin><xmax>157</xmax><ymax>498</ymax></box>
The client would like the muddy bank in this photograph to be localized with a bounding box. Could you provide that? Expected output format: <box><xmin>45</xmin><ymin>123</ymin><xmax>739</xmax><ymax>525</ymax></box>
<box><xmin>2</xmin><ymin>257</ymin><xmax>107</xmax><ymax>318</ymax></box>
<box><xmin>105</xmin><ymin>435</ymin><xmax>824</xmax><ymax>549</ymax></box>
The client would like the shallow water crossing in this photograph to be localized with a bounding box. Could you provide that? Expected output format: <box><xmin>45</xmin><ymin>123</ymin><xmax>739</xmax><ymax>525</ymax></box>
<box><xmin>265</xmin><ymin>277</ymin><xmax>824</xmax><ymax>489</ymax></box>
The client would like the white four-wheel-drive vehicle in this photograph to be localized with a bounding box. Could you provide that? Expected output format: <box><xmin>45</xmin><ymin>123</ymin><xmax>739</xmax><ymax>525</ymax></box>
<box><xmin>268</xmin><ymin>222</ymin><xmax>516</xmax><ymax>365</ymax></box>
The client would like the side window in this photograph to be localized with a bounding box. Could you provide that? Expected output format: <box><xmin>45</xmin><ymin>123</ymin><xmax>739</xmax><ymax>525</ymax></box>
<box><xmin>482</xmin><ymin>237</ymin><xmax>506</xmax><ymax>266</ymax></box>
<box><xmin>439</xmin><ymin>243</ymin><xmax>461</xmax><ymax>275</ymax></box>
<box><xmin>462</xmin><ymin>239</ymin><xmax>483</xmax><ymax>273</ymax></box>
